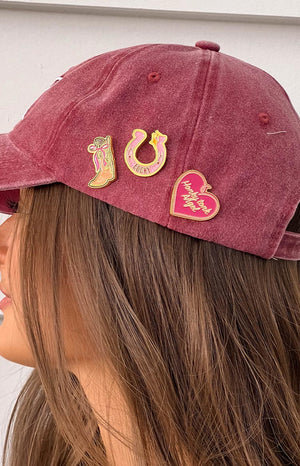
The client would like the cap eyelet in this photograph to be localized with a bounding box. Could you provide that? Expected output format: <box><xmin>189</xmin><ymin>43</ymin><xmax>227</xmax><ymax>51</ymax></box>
<box><xmin>259</xmin><ymin>112</ymin><xmax>270</xmax><ymax>124</ymax></box>
<box><xmin>148</xmin><ymin>72</ymin><xmax>161</xmax><ymax>82</ymax></box>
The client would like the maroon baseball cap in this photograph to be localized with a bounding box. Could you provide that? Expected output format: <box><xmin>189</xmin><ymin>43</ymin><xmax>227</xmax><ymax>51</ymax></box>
<box><xmin>0</xmin><ymin>40</ymin><xmax>299</xmax><ymax>260</ymax></box>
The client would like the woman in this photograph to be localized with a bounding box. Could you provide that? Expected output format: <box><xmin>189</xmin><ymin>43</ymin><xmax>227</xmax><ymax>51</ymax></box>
<box><xmin>0</xmin><ymin>40</ymin><xmax>299</xmax><ymax>465</ymax></box>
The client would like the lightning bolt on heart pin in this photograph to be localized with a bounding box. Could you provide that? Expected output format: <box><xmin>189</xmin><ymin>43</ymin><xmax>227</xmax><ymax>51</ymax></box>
<box><xmin>170</xmin><ymin>170</ymin><xmax>220</xmax><ymax>221</ymax></box>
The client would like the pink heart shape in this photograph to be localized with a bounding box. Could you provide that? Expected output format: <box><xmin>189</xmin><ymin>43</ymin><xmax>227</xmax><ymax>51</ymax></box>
<box><xmin>170</xmin><ymin>170</ymin><xmax>220</xmax><ymax>221</ymax></box>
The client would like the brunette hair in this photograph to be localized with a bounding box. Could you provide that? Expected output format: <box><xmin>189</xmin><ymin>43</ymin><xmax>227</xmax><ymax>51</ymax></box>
<box><xmin>2</xmin><ymin>182</ymin><xmax>300</xmax><ymax>465</ymax></box>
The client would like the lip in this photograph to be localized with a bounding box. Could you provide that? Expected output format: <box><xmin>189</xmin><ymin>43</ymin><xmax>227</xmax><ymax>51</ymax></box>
<box><xmin>0</xmin><ymin>284</ymin><xmax>11</xmax><ymax>298</ymax></box>
<box><xmin>0</xmin><ymin>296</ymin><xmax>12</xmax><ymax>310</ymax></box>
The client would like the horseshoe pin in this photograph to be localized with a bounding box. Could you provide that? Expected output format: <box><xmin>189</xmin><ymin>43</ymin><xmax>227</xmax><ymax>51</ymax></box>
<box><xmin>124</xmin><ymin>129</ymin><xmax>168</xmax><ymax>177</ymax></box>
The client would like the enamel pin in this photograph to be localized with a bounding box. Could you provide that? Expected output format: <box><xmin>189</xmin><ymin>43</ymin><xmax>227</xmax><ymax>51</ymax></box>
<box><xmin>87</xmin><ymin>135</ymin><xmax>117</xmax><ymax>188</ymax></box>
<box><xmin>124</xmin><ymin>129</ymin><xmax>168</xmax><ymax>177</ymax></box>
<box><xmin>170</xmin><ymin>170</ymin><xmax>220</xmax><ymax>221</ymax></box>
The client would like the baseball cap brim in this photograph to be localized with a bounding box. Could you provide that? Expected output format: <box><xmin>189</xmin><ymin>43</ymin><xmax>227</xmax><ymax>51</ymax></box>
<box><xmin>0</xmin><ymin>133</ymin><xmax>56</xmax><ymax>214</ymax></box>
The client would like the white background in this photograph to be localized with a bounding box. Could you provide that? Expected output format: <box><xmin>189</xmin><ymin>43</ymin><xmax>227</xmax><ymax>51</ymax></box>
<box><xmin>0</xmin><ymin>0</ymin><xmax>299</xmax><ymax>459</ymax></box>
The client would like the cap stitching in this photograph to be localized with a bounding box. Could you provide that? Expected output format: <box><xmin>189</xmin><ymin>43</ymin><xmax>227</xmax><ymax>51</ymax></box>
<box><xmin>7</xmin><ymin>133</ymin><xmax>55</xmax><ymax>179</ymax></box>
<box><xmin>166</xmin><ymin>51</ymin><xmax>213</xmax><ymax>229</ymax></box>
<box><xmin>46</xmin><ymin>44</ymin><xmax>158</xmax><ymax>161</ymax></box>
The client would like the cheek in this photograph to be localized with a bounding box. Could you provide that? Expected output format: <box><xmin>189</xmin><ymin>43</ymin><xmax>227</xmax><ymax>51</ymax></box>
<box><xmin>0</xmin><ymin>225</ymin><xmax>34</xmax><ymax>367</ymax></box>
<box><xmin>0</xmin><ymin>300</ymin><xmax>35</xmax><ymax>367</ymax></box>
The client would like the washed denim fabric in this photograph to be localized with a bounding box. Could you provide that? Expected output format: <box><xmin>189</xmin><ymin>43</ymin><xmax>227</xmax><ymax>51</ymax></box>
<box><xmin>0</xmin><ymin>41</ymin><xmax>299</xmax><ymax>260</ymax></box>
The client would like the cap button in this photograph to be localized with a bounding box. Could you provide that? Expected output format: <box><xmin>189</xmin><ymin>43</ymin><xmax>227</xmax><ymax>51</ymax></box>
<box><xmin>195</xmin><ymin>40</ymin><xmax>220</xmax><ymax>52</ymax></box>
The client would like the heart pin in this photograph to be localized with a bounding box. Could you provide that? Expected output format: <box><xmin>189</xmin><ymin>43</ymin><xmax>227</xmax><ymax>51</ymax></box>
<box><xmin>170</xmin><ymin>170</ymin><xmax>220</xmax><ymax>221</ymax></box>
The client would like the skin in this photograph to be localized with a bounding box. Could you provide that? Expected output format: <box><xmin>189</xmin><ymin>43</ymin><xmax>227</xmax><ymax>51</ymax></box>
<box><xmin>0</xmin><ymin>190</ymin><xmax>144</xmax><ymax>466</ymax></box>
<box><xmin>0</xmin><ymin>212</ymin><xmax>33</xmax><ymax>365</ymax></box>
